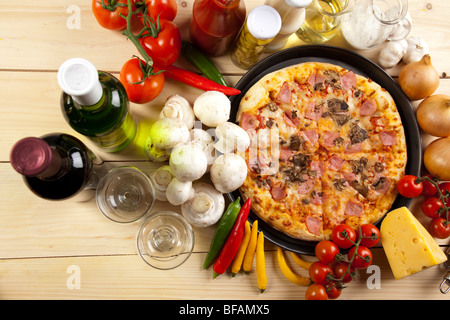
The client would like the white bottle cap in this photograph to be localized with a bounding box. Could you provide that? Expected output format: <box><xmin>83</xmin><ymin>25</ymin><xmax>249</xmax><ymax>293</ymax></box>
<box><xmin>247</xmin><ymin>5</ymin><xmax>282</xmax><ymax>40</ymax></box>
<box><xmin>57</xmin><ymin>58</ymin><xmax>103</xmax><ymax>106</ymax></box>
<box><xmin>284</xmin><ymin>0</ymin><xmax>312</xmax><ymax>8</ymax></box>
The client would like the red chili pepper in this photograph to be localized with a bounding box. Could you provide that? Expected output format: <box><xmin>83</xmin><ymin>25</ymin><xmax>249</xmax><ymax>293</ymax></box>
<box><xmin>162</xmin><ymin>64</ymin><xmax>241</xmax><ymax>96</ymax></box>
<box><xmin>212</xmin><ymin>197</ymin><xmax>252</xmax><ymax>278</ymax></box>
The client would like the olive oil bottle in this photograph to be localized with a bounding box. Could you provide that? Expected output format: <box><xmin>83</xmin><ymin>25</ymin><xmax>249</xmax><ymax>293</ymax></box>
<box><xmin>58</xmin><ymin>58</ymin><xmax>136</xmax><ymax>153</ymax></box>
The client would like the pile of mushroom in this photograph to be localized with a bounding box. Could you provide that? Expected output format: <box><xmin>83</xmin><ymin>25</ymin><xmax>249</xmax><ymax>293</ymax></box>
<box><xmin>146</xmin><ymin>91</ymin><xmax>250</xmax><ymax>227</ymax></box>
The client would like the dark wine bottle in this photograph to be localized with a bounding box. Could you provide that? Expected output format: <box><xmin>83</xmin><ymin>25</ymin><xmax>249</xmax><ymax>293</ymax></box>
<box><xmin>57</xmin><ymin>58</ymin><xmax>136</xmax><ymax>153</ymax></box>
<box><xmin>10</xmin><ymin>133</ymin><xmax>100</xmax><ymax>201</ymax></box>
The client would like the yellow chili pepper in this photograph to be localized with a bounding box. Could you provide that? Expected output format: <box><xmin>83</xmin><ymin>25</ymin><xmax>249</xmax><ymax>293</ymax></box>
<box><xmin>231</xmin><ymin>220</ymin><xmax>251</xmax><ymax>276</ymax></box>
<box><xmin>256</xmin><ymin>231</ymin><xmax>267</xmax><ymax>293</ymax></box>
<box><xmin>276</xmin><ymin>247</ymin><xmax>311</xmax><ymax>286</ymax></box>
<box><xmin>243</xmin><ymin>220</ymin><xmax>258</xmax><ymax>274</ymax></box>
<box><xmin>290</xmin><ymin>252</ymin><xmax>314</xmax><ymax>269</ymax></box>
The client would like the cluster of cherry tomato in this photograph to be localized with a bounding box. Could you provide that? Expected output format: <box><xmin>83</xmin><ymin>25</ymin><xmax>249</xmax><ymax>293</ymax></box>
<box><xmin>397</xmin><ymin>174</ymin><xmax>450</xmax><ymax>239</ymax></box>
<box><xmin>305</xmin><ymin>223</ymin><xmax>380</xmax><ymax>300</ymax></box>
<box><xmin>92</xmin><ymin>0</ymin><xmax>181</xmax><ymax>104</ymax></box>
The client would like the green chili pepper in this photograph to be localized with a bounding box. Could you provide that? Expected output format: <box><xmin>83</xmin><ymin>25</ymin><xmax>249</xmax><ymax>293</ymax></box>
<box><xmin>203</xmin><ymin>197</ymin><xmax>241</xmax><ymax>269</ymax></box>
<box><xmin>181</xmin><ymin>40</ymin><xmax>228</xmax><ymax>87</ymax></box>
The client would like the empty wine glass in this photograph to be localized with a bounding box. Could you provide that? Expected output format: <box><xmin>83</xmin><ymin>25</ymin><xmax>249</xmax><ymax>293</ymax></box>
<box><xmin>137</xmin><ymin>211</ymin><xmax>195</xmax><ymax>270</ymax></box>
<box><xmin>96</xmin><ymin>166</ymin><xmax>155</xmax><ymax>223</ymax></box>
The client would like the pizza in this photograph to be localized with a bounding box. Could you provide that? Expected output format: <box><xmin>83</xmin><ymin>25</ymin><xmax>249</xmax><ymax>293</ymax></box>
<box><xmin>236</xmin><ymin>61</ymin><xmax>407</xmax><ymax>241</ymax></box>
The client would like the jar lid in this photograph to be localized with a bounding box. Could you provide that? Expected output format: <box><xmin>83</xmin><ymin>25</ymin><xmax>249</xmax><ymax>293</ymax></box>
<box><xmin>10</xmin><ymin>137</ymin><xmax>53</xmax><ymax>176</ymax></box>
<box><xmin>57</xmin><ymin>58</ymin><xmax>103</xmax><ymax>106</ymax></box>
<box><xmin>247</xmin><ymin>5</ymin><xmax>282</xmax><ymax>40</ymax></box>
<box><xmin>285</xmin><ymin>0</ymin><xmax>312</xmax><ymax>8</ymax></box>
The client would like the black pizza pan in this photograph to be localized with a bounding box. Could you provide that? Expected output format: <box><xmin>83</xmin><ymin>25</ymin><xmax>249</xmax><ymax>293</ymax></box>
<box><xmin>227</xmin><ymin>45</ymin><xmax>422</xmax><ymax>255</ymax></box>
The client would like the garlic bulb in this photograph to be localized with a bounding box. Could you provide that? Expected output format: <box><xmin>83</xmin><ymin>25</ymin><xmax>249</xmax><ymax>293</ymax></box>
<box><xmin>378</xmin><ymin>40</ymin><xmax>408</xmax><ymax>69</ymax></box>
<box><xmin>402</xmin><ymin>36</ymin><xmax>430</xmax><ymax>64</ymax></box>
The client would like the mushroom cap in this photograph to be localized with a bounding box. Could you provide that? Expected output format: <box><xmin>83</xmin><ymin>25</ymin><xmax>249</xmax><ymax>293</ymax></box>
<box><xmin>210</xmin><ymin>153</ymin><xmax>247</xmax><ymax>193</ymax></box>
<box><xmin>193</xmin><ymin>91</ymin><xmax>231</xmax><ymax>127</ymax></box>
<box><xmin>181</xmin><ymin>182</ymin><xmax>225</xmax><ymax>227</ymax></box>
<box><xmin>149</xmin><ymin>165</ymin><xmax>174</xmax><ymax>201</ymax></box>
<box><xmin>169</xmin><ymin>142</ymin><xmax>208</xmax><ymax>182</ymax></box>
<box><xmin>213</xmin><ymin>122</ymin><xmax>250</xmax><ymax>154</ymax></box>
<box><xmin>160</xmin><ymin>94</ymin><xmax>195</xmax><ymax>129</ymax></box>
<box><xmin>149</xmin><ymin>117</ymin><xmax>190</xmax><ymax>149</ymax></box>
<box><xmin>166</xmin><ymin>178</ymin><xmax>194</xmax><ymax>206</ymax></box>
<box><xmin>144</xmin><ymin>136</ymin><xmax>171</xmax><ymax>162</ymax></box>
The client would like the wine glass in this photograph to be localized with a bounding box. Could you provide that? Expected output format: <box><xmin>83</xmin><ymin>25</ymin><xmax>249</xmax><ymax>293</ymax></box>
<box><xmin>96</xmin><ymin>166</ymin><xmax>156</xmax><ymax>223</ymax></box>
<box><xmin>137</xmin><ymin>211</ymin><xmax>195</xmax><ymax>270</ymax></box>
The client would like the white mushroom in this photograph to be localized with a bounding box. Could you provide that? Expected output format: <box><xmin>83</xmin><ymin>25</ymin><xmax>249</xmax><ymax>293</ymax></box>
<box><xmin>210</xmin><ymin>153</ymin><xmax>247</xmax><ymax>193</ymax></box>
<box><xmin>166</xmin><ymin>178</ymin><xmax>194</xmax><ymax>206</ymax></box>
<box><xmin>169</xmin><ymin>141</ymin><xmax>208</xmax><ymax>182</ymax></box>
<box><xmin>190</xmin><ymin>128</ymin><xmax>217</xmax><ymax>171</ymax></box>
<box><xmin>160</xmin><ymin>94</ymin><xmax>195</xmax><ymax>129</ymax></box>
<box><xmin>149</xmin><ymin>117</ymin><xmax>190</xmax><ymax>149</ymax></box>
<box><xmin>149</xmin><ymin>165</ymin><xmax>174</xmax><ymax>201</ymax></box>
<box><xmin>193</xmin><ymin>91</ymin><xmax>231</xmax><ymax>127</ymax></box>
<box><xmin>144</xmin><ymin>136</ymin><xmax>171</xmax><ymax>162</ymax></box>
<box><xmin>181</xmin><ymin>182</ymin><xmax>225</xmax><ymax>227</ymax></box>
<box><xmin>213</xmin><ymin>122</ymin><xmax>250</xmax><ymax>154</ymax></box>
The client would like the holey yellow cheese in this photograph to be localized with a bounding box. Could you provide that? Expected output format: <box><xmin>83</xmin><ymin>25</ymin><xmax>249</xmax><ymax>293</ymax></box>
<box><xmin>381</xmin><ymin>207</ymin><xmax>447</xmax><ymax>280</ymax></box>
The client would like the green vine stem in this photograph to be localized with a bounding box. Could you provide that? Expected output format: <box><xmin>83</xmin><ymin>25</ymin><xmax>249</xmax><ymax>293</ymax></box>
<box><xmin>418</xmin><ymin>176</ymin><xmax>450</xmax><ymax>226</ymax></box>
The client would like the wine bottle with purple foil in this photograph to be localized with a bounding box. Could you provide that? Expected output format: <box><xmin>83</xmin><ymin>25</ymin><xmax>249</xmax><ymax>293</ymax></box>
<box><xmin>57</xmin><ymin>58</ymin><xmax>136</xmax><ymax>153</ymax></box>
<box><xmin>10</xmin><ymin>133</ymin><xmax>101</xmax><ymax>201</ymax></box>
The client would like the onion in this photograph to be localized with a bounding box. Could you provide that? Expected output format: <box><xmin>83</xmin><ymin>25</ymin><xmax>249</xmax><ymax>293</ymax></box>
<box><xmin>398</xmin><ymin>54</ymin><xmax>440</xmax><ymax>101</ymax></box>
<box><xmin>416</xmin><ymin>94</ymin><xmax>450</xmax><ymax>137</ymax></box>
<box><xmin>424</xmin><ymin>137</ymin><xmax>450</xmax><ymax>181</ymax></box>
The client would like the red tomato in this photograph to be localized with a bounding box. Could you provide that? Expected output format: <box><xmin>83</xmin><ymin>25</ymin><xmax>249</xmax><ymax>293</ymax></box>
<box><xmin>92</xmin><ymin>0</ymin><xmax>131</xmax><ymax>31</ymax></box>
<box><xmin>357</xmin><ymin>224</ymin><xmax>380</xmax><ymax>248</ymax></box>
<box><xmin>324</xmin><ymin>282</ymin><xmax>342</xmax><ymax>299</ymax></box>
<box><xmin>139</xmin><ymin>19</ymin><xmax>182</xmax><ymax>66</ymax></box>
<box><xmin>333</xmin><ymin>261</ymin><xmax>354</xmax><ymax>283</ymax></box>
<box><xmin>397</xmin><ymin>175</ymin><xmax>423</xmax><ymax>198</ymax></box>
<box><xmin>309</xmin><ymin>261</ymin><xmax>333</xmax><ymax>284</ymax></box>
<box><xmin>348</xmin><ymin>245</ymin><xmax>373</xmax><ymax>269</ymax></box>
<box><xmin>142</xmin><ymin>0</ymin><xmax>177</xmax><ymax>22</ymax></box>
<box><xmin>305</xmin><ymin>284</ymin><xmax>328</xmax><ymax>300</ymax></box>
<box><xmin>421</xmin><ymin>175</ymin><xmax>438</xmax><ymax>197</ymax></box>
<box><xmin>315</xmin><ymin>240</ymin><xmax>339</xmax><ymax>264</ymax></box>
<box><xmin>439</xmin><ymin>182</ymin><xmax>450</xmax><ymax>199</ymax></box>
<box><xmin>331</xmin><ymin>224</ymin><xmax>357</xmax><ymax>249</ymax></box>
<box><xmin>120</xmin><ymin>58</ymin><xmax>165</xmax><ymax>104</ymax></box>
<box><xmin>429</xmin><ymin>217</ymin><xmax>450</xmax><ymax>239</ymax></box>
<box><xmin>422</xmin><ymin>197</ymin><xmax>444</xmax><ymax>218</ymax></box>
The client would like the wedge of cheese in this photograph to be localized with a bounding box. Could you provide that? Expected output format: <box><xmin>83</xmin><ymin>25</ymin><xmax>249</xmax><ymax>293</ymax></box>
<box><xmin>380</xmin><ymin>207</ymin><xmax>447</xmax><ymax>280</ymax></box>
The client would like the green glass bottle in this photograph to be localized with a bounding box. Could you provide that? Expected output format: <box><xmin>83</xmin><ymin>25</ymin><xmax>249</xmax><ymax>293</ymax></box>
<box><xmin>57</xmin><ymin>58</ymin><xmax>136</xmax><ymax>152</ymax></box>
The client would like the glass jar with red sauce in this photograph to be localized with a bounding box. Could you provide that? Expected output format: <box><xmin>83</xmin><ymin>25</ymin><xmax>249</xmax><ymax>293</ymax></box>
<box><xmin>189</xmin><ymin>0</ymin><xmax>246</xmax><ymax>56</ymax></box>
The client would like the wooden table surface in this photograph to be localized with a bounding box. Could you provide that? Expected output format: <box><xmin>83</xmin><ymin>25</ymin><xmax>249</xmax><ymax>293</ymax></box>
<box><xmin>1</xmin><ymin>0</ymin><xmax>449</xmax><ymax>301</ymax></box>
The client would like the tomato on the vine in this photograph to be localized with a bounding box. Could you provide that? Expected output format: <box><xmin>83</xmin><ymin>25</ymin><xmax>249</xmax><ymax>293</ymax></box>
<box><xmin>324</xmin><ymin>282</ymin><xmax>342</xmax><ymax>299</ymax></box>
<box><xmin>120</xmin><ymin>58</ymin><xmax>165</xmax><ymax>104</ymax></box>
<box><xmin>92</xmin><ymin>0</ymin><xmax>131</xmax><ymax>31</ymax></box>
<box><xmin>439</xmin><ymin>182</ymin><xmax>450</xmax><ymax>199</ymax></box>
<box><xmin>333</xmin><ymin>261</ymin><xmax>354</xmax><ymax>283</ymax></box>
<box><xmin>421</xmin><ymin>175</ymin><xmax>438</xmax><ymax>197</ymax></box>
<box><xmin>331</xmin><ymin>224</ymin><xmax>356</xmax><ymax>249</ymax></box>
<box><xmin>309</xmin><ymin>261</ymin><xmax>333</xmax><ymax>284</ymax></box>
<box><xmin>397</xmin><ymin>175</ymin><xmax>423</xmax><ymax>198</ymax></box>
<box><xmin>422</xmin><ymin>196</ymin><xmax>444</xmax><ymax>218</ymax></box>
<box><xmin>348</xmin><ymin>245</ymin><xmax>373</xmax><ymax>269</ymax></box>
<box><xmin>429</xmin><ymin>217</ymin><xmax>450</xmax><ymax>239</ymax></box>
<box><xmin>141</xmin><ymin>0</ymin><xmax>177</xmax><ymax>22</ymax></box>
<box><xmin>357</xmin><ymin>224</ymin><xmax>380</xmax><ymax>248</ymax></box>
<box><xmin>315</xmin><ymin>240</ymin><xmax>339</xmax><ymax>264</ymax></box>
<box><xmin>139</xmin><ymin>18</ymin><xmax>182</xmax><ymax>66</ymax></box>
<box><xmin>305</xmin><ymin>284</ymin><xmax>328</xmax><ymax>300</ymax></box>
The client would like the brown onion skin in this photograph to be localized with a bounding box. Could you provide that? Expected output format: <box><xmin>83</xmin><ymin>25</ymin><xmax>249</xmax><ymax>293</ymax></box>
<box><xmin>424</xmin><ymin>137</ymin><xmax>450</xmax><ymax>181</ymax></box>
<box><xmin>398</xmin><ymin>54</ymin><xmax>440</xmax><ymax>101</ymax></box>
<box><xmin>416</xmin><ymin>94</ymin><xmax>450</xmax><ymax>137</ymax></box>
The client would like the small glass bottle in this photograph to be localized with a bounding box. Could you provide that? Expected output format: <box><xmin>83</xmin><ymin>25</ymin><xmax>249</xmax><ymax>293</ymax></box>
<box><xmin>264</xmin><ymin>0</ymin><xmax>312</xmax><ymax>52</ymax></box>
<box><xmin>10</xmin><ymin>133</ymin><xmax>102</xmax><ymax>201</ymax></box>
<box><xmin>230</xmin><ymin>5</ymin><xmax>282</xmax><ymax>70</ymax></box>
<box><xmin>189</xmin><ymin>0</ymin><xmax>246</xmax><ymax>57</ymax></box>
<box><xmin>58</xmin><ymin>58</ymin><xmax>136</xmax><ymax>153</ymax></box>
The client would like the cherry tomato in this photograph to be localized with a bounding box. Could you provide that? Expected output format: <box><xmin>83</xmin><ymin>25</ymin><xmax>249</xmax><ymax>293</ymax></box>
<box><xmin>439</xmin><ymin>182</ymin><xmax>450</xmax><ymax>198</ymax></box>
<box><xmin>348</xmin><ymin>245</ymin><xmax>373</xmax><ymax>269</ymax></box>
<box><xmin>120</xmin><ymin>58</ymin><xmax>165</xmax><ymax>104</ymax></box>
<box><xmin>331</xmin><ymin>224</ymin><xmax>357</xmax><ymax>249</ymax></box>
<box><xmin>139</xmin><ymin>19</ymin><xmax>182</xmax><ymax>66</ymax></box>
<box><xmin>324</xmin><ymin>282</ymin><xmax>342</xmax><ymax>299</ymax></box>
<box><xmin>92</xmin><ymin>0</ymin><xmax>131</xmax><ymax>31</ymax></box>
<box><xmin>421</xmin><ymin>196</ymin><xmax>444</xmax><ymax>219</ymax></box>
<box><xmin>141</xmin><ymin>0</ymin><xmax>177</xmax><ymax>22</ymax></box>
<box><xmin>315</xmin><ymin>240</ymin><xmax>339</xmax><ymax>264</ymax></box>
<box><xmin>333</xmin><ymin>261</ymin><xmax>354</xmax><ymax>283</ymax></box>
<box><xmin>357</xmin><ymin>224</ymin><xmax>380</xmax><ymax>248</ymax></box>
<box><xmin>309</xmin><ymin>261</ymin><xmax>333</xmax><ymax>284</ymax></box>
<box><xmin>421</xmin><ymin>175</ymin><xmax>438</xmax><ymax>197</ymax></box>
<box><xmin>305</xmin><ymin>284</ymin><xmax>328</xmax><ymax>300</ymax></box>
<box><xmin>397</xmin><ymin>175</ymin><xmax>423</xmax><ymax>198</ymax></box>
<box><xmin>429</xmin><ymin>217</ymin><xmax>450</xmax><ymax>239</ymax></box>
